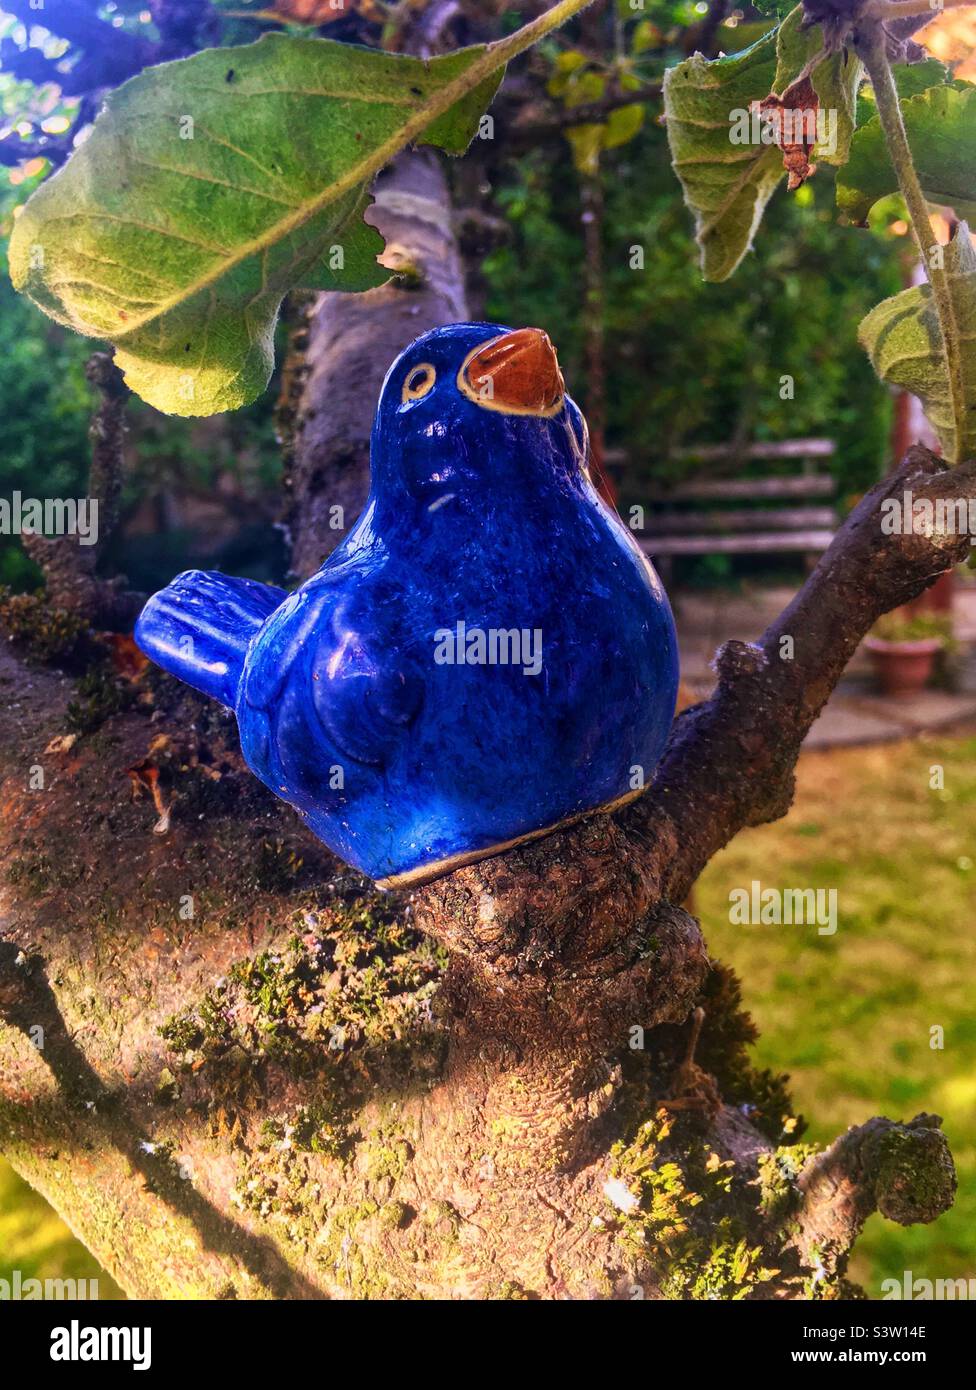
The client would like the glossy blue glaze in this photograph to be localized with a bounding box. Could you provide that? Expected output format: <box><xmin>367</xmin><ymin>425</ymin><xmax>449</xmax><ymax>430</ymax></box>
<box><xmin>135</xmin><ymin>323</ymin><xmax>679</xmax><ymax>887</ymax></box>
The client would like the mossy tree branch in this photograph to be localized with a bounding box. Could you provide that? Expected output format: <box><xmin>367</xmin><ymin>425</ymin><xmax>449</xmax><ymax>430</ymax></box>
<box><xmin>792</xmin><ymin>1114</ymin><xmax>956</xmax><ymax>1278</ymax></box>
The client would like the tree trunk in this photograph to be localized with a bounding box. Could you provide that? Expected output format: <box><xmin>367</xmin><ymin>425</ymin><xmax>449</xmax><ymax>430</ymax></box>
<box><xmin>281</xmin><ymin>149</ymin><xmax>469</xmax><ymax>577</ymax></box>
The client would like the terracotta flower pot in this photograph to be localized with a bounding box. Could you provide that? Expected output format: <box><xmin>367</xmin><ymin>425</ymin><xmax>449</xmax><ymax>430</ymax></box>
<box><xmin>864</xmin><ymin>636</ymin><xmax>941</xmax><ymax>698</ymax></box>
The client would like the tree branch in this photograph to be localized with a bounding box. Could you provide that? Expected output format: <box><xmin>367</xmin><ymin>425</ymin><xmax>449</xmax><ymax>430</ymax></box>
<box><xmin>791</xmin><ymin>1113</ymin><xmax>956</xmax><ymax>1277</ymax></box>
<box><xmin>413</xmin><ymin>446</ymin><xmax>975</xmax><ymax>994</ymax></box>
<box><xmin>282</xmin><ymin>153</ymin><xmax>470</xmax><ymax>575</ymax></box>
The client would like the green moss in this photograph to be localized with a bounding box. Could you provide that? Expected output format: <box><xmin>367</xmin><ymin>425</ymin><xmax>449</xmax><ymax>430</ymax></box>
<box><xmin>154</xmin><ymin>1067</ymin><xmax>180</xmax><ymax>1105</ymax></box>
<box><xmin>6</xmin><ymin>851</ymin><xmax>76</xmax><ymax>896</ymax></box>
<box><xmin>231</xmin><ymin>947</ymin><xmax>302</xmax><ymax>1025</ymax></box>
<box><xmin>198</xmin><ymin>984</ymin><xmax>233</xmax><ymax>1044</ymax></box>
<box><xmin>366</xmin><ymin>1129</ymin><xmax>413</xmax><ymax>1186</ymax></box>
<box><xmin>660</xmin><ymin>1219</ymin><xmax>779</xmax><ymax>1301</ymax></box>
<box><xmin>316</xmin><ymin>1200</ymin><xmax>395</xmax><ymax>1298</ymax></box>
<box><xmin>421</xmin><ymin>1200</ymin><xmax>460</xmax><ymax>1244</ymax></box>
<box><xmin>608</xmin><ymin>1112</ymin><xmax>782</xmax><ymax>1300</ymax></box>
<box><xmin>65</xmin><ymin>663</ymin><xmax>135</xmax><ymax>733</ymax></box>
<box><xmin>757</xmin><ymin>1143</ymin><xmax>819</xmax><ymax>1222</ymax></box>
<box><xmin>0</xmin><ymin>588</ymin><xmax>92</xmax><ymax>667</ymax></box>
<box><xmin>379</xmin><ymin>1200</ymin><xmax>411</xmax><ymax>1231</ymax></box>
<box><xmin>495</xmin><ymin>1279</ymin><xmax>531</xmax><ymax>1300</ymax></box>
<box><xmin>159</xmin><ymin>900</ymin><xmax>447</xmax><ymax>1076</ymax></box>
<box><xmin>871</xmin><ymin>1125</ymin><xmax>956</xmax><ymax>1223</ymax></box>
<box><xmin>158</xmin><ymin>1012</ymin><xmax>204</xmax><ymax>1054</ymax></box>
<box><xmin>260</xmin><ymin>1100</ymin><xmax>352</xmax><ymax>1161</ymax></box>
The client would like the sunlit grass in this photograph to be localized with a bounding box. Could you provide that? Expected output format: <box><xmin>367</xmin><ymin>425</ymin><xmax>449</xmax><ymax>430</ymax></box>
<box><xmin>699</xmin><ymin>732</ymin><xmax>976</xmax><ymax>1295</ymax></box>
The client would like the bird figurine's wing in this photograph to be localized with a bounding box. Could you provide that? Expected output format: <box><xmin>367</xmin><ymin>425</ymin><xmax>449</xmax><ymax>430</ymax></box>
<box><xmin>310</xmin><ymin>604</ymin><xmax>425</xmax><ymax>768</ymax></box>
<box><xmin>242</xmin><ymin>578</ymin><xmax>425</xmax><ymax>771</ymax></box>
<box><xmin>135</xmin><ymin>569</ymin><xmax>287</xmax><ymax>707</ymax></box>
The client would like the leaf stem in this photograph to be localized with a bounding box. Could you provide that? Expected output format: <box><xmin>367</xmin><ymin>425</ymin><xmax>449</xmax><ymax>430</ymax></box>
<box><xmin>483</xmin><ymin>0</ymin><xmax>597</xmax><ymax>68</ymax></box>
<box><xmin>857</xmin><ymin>21</ymin><xmax>967</xmax><ymax>462</ymax></box>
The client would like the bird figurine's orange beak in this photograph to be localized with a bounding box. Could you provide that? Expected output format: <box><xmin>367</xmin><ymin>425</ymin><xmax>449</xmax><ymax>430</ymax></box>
<box><xmin>458</xmin><ymin>328</ymin><xmax>565</xmax><ymax>416</ymax></box>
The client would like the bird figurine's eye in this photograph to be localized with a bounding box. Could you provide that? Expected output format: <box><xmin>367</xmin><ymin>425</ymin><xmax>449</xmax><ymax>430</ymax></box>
<box><xmin>402</xmin><ymin>363</ymin><xmax>436</xmax><ymax>404</ymax></box>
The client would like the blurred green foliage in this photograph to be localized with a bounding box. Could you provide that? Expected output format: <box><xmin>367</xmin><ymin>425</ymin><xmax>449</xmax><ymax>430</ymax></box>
<box><xmin>0</xmin><ymin>241</ymin><xmax>283</xmax><ymax>593</ymax></box>
<box><xmin>0</xmin><ymin>252</ymin><xmax>284</xmax><ymax>592</ymax></box>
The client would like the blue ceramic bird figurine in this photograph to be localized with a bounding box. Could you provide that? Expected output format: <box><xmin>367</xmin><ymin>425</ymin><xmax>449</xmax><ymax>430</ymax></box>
<box><xmin>135</xmin><ymin>323</ymin><xmax>679</xmax><ymax>887</ymax></box>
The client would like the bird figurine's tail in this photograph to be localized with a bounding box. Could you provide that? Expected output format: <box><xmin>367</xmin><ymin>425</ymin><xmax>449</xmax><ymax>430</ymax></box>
<box><xmin>135</xmin><ymin>570</ymin><xmax>287</xmax><ymax>707</ymax></box>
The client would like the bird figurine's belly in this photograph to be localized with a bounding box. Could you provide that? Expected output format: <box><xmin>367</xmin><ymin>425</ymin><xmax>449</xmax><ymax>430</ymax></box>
<box><xmin>135</xmin><ymin>323</ymin><xmax>679</xmax><ymax>888</ymax></box>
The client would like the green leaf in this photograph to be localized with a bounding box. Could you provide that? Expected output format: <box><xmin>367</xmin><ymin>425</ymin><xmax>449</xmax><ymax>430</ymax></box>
<box><xmin>854</xmin><ymin>57</ymin><xmax>949</xmax><ymax>127</ymax></box>
<box><xmin>663</xmin><ymin>6</ymin><xmax>861</xmax><ymax>281</ymax></box>
<box><xmin>839</xmin><ymin>84</ymin><xmax>976</xmax><ymax>227</ymax></box>
<box><xmin>663</xmin><ymin>30</ymin><xmax>780</xmax><ymax>282</ymax></box>
<box><xmin>632</xmin><ymin>20</ymin><xmax>662</xmax><ymax>56</ymax></box>
<box><xmin>858</xmin><ymin>224</ymin><xmax>976</xmax><ymax>465</ymax></box>
<box><xmin>547</xmin><ymin>48</ymin><xmax>589</xmax><ymax>97</ymax></box>
<box><xmin>604</xmin><ymin>101</ymin><xmax>645</xmax><ymax>149</ymax></box>
<box><xmin>9</xmin><ymin>34</ymin><xmax>502</xmax><ymax>416</ymax></box>
<box><xmin>566</xmin><ymin>123</ymin><xmax>605</xmax><ymax>175</ymax></box>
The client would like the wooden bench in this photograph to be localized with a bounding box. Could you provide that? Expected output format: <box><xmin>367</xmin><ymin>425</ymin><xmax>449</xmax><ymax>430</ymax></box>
<box><xmin>618</xmin><ymin>439</ymin><xmax>838</xmax><ymax>578</ymax></box>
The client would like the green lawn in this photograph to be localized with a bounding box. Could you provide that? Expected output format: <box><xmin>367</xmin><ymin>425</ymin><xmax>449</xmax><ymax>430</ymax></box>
<box><xmin>699</xmin><ymin>731</ymin><xmax>976</xmax><ymax>1295</ymax></box>
<box><xmin>2</xmin><ymin>732</ymin><xmax>973</xmax><ymax>1299</ymax></box>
